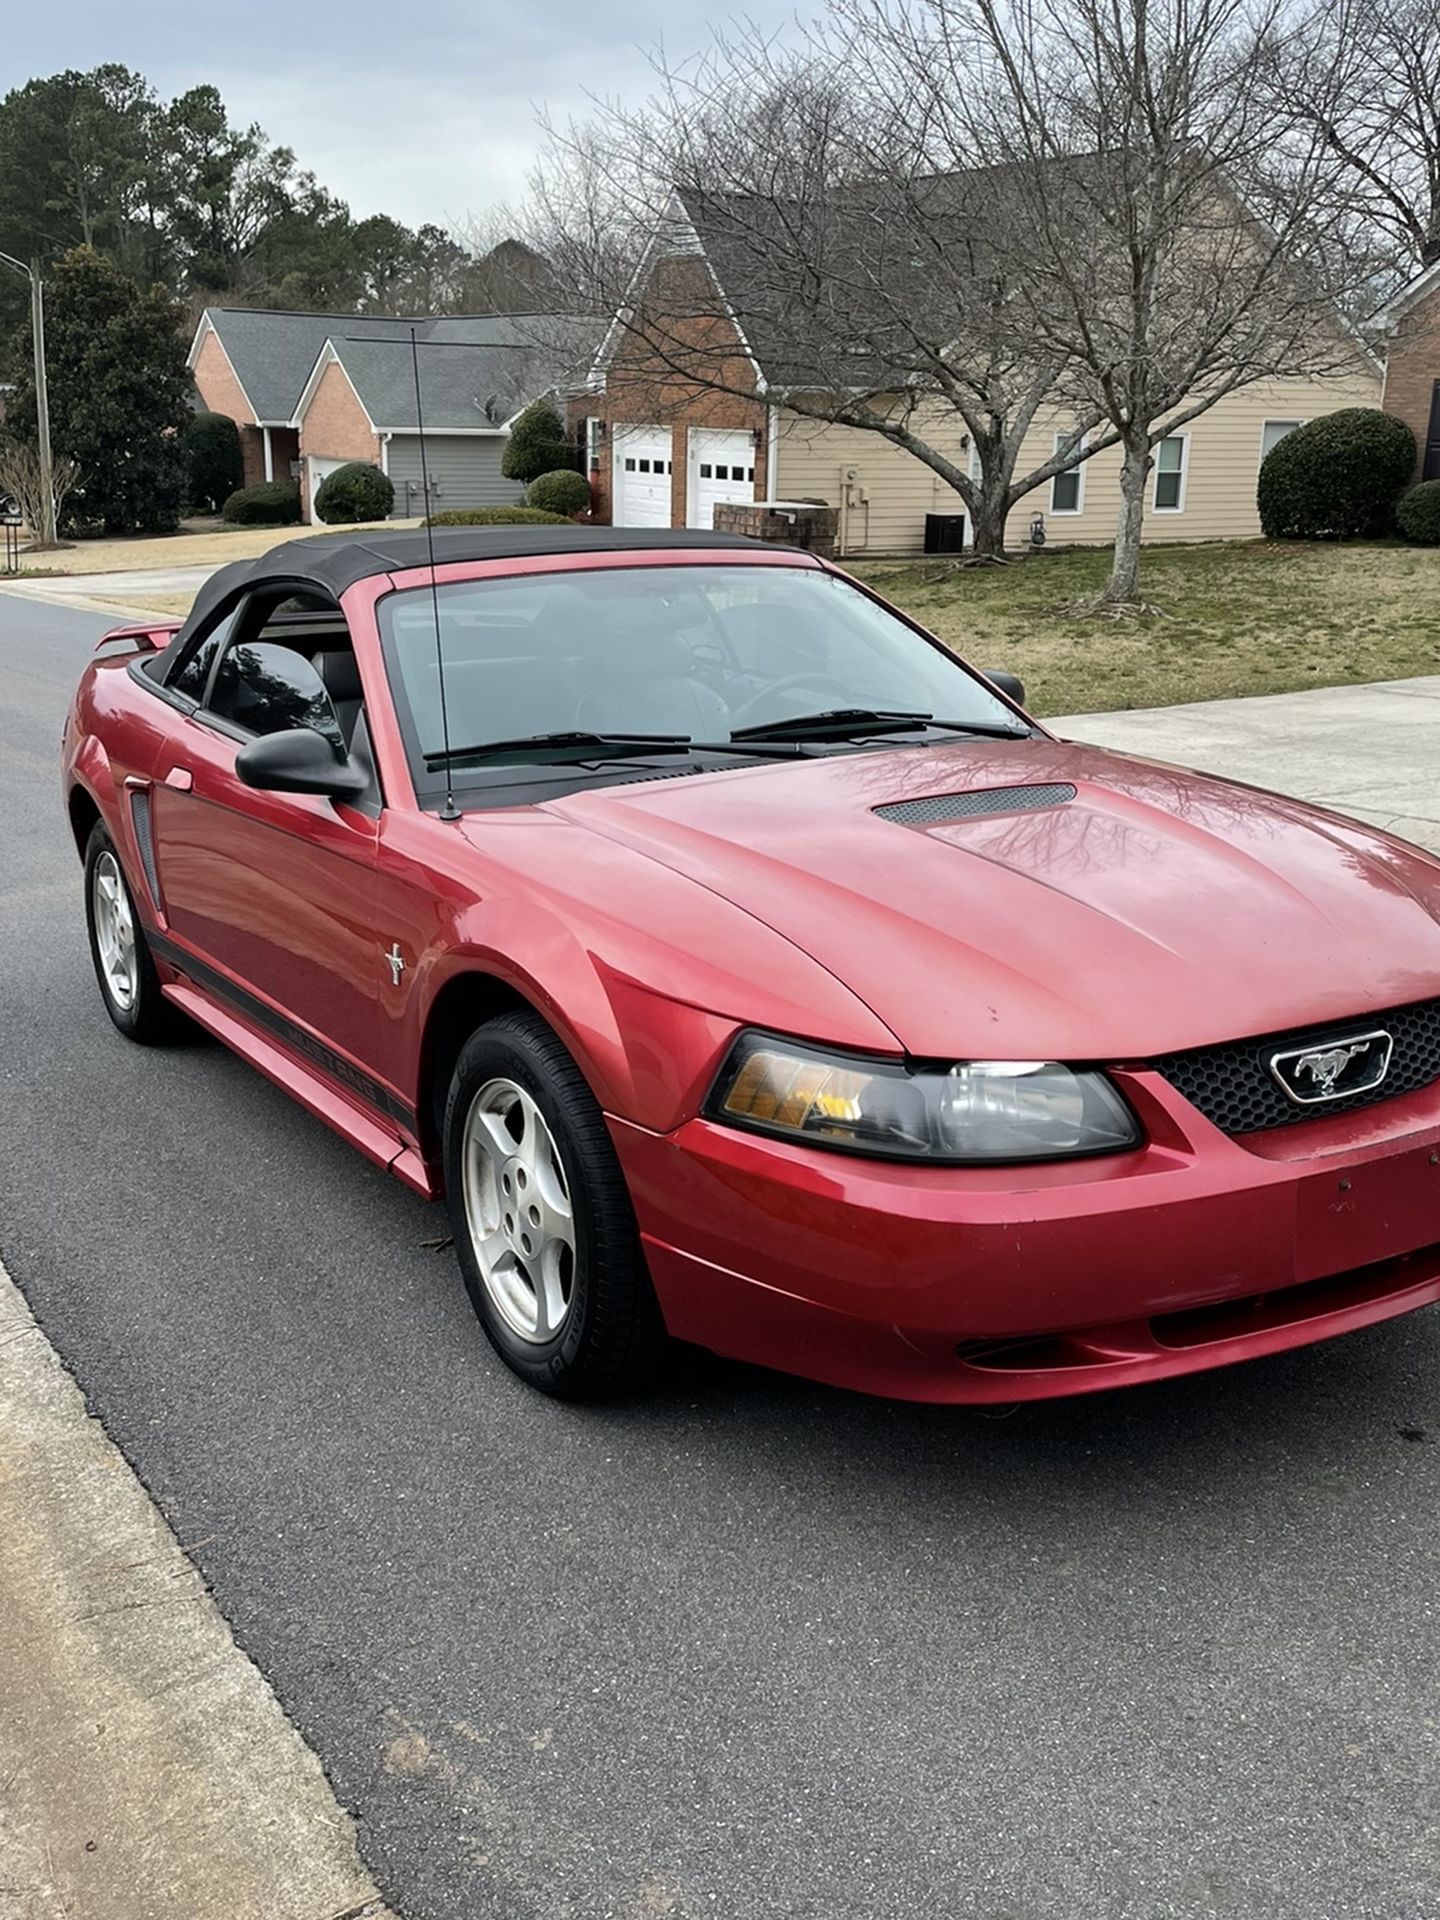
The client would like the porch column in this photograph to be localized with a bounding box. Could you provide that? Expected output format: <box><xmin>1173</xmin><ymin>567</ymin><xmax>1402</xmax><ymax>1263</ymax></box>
<box><xmin>262</xmin><ymin>427</ymin><xmax>274</xmax><ymax>483</ymax></box>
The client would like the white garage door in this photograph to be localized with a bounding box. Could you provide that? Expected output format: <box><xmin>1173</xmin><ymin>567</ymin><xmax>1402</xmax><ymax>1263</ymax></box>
<box><xmin>688</xmin><ymin>430</ymin><xmax>758</xmax><ymax>529</ymax></box>
<box><xmin>612</xmin><ymin>427</ymin><xmax>674</xmax><ymax>526</ymax></box>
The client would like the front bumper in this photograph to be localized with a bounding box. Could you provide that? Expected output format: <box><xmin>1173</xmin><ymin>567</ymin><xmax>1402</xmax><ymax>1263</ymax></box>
<box><xmin>610</xmin><ymin>1068</ymin><xmax>1440</xmax><ymax>1402</ymax></box>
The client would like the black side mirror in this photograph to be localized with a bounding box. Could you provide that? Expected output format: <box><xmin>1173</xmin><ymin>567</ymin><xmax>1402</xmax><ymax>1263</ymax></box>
<box><xmin>984</xmin><ymin>669</ymin><xmax>1026</xmax><ymax>708</ymax></box>
<box><xmin>235</xmin><ymin>726</ymin><xmax>368</xmax><ymax>800</ymax></box>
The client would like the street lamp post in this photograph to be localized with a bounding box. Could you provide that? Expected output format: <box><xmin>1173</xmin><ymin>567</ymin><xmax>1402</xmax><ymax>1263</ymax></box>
<box><xmin>0</xmin><ymin>251</ymin><xmax>55</xmax><ymax>547</ymax></box>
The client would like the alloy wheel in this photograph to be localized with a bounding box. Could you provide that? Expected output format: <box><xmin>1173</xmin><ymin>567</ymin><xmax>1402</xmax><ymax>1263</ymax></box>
<box><xmin>92</xmin><ymin>850</ymin><xmax>139</xmax><ymax>1013</ymax></box>
<box><xmin>460</xmin><ymin>1076</ymin><xmax>577</xmax><ymax>1344</ymax></box>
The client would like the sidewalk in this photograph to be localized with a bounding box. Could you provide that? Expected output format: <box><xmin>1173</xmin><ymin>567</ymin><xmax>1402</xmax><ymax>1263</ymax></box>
<box><xmin>0</xmin><ymin>1257</ymin><xmax>393</xmax><ymax>1920</ymax></box>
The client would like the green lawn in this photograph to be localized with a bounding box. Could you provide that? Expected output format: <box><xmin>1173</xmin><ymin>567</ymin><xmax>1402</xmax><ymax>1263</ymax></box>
<box><xmin>854</xmin><ymin>540</ymin><xmax>1440</xmax><ymax>715</ymax></box>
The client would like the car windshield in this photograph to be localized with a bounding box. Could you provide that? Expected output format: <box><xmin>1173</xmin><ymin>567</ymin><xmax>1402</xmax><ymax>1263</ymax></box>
<box><xmin>377</xmin><ymin>563</ymin><xmax>1021</xmax><ymax>771</ymax></box>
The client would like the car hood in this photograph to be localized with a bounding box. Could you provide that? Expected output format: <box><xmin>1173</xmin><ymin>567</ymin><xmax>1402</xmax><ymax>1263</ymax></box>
<box><xmin>546</xmin><ymin>739</ymin><xmax>1440</xmax><ymax>1059</ymax></box>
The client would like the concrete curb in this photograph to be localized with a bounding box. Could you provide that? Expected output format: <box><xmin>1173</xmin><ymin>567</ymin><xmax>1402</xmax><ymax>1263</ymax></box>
<box><xmin>0</xmin><ymin>1256</ymin><xmax>395</xmax><ymax>1920</ymax></box>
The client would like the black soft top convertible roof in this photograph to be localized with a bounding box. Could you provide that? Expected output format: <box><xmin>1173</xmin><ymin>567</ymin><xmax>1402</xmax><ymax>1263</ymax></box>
<box><xmin>180</xmin><ymin>526</ymin><xmax>769</xmax><ymax>641</ymax></box>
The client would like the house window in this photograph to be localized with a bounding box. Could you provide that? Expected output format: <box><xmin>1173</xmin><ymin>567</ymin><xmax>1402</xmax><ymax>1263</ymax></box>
<box><xmin>624</xmin><ymin>458</ymin><xmax>636</xmax><ymax>472</ymax></box>
<box><xmin>1260</xmin><ymin>419</ymin><xmax>1302</xmax><ymax>463</ymax></box>
<box><xmin>700</xmin><ymin>463</ymin><xmax>713</xmax><ymax>478</ymax></box>
<box><xmin>585</xmin><ymin>417</ymin><xmax>600</xmax><ymax>469</ymax></box>
<box><xmin>1050</xmin><ymin>428</ymin><xmax>1087</xmax><ymax>514</ymax></box>
<box><xmin>1153</xmin><ymin>435</ymin><xmax>1188</xmax><ymax>512</ymax></box>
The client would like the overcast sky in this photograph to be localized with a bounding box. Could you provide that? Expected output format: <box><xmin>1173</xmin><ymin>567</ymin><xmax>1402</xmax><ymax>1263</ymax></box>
<box><xmin>3</xmin><ymin>0</ymin><xmax>798</xmax><ymax>234</ymax></box>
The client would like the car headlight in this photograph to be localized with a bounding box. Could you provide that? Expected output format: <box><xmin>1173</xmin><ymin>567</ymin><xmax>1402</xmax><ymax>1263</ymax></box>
<box><xmin>706</xmin><ymin>1033</ymin><xmax>1141</xmax><ymax>1164</ymax></box>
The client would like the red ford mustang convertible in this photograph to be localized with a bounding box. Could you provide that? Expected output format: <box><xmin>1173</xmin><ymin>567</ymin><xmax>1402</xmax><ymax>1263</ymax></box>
<box><xmin>62</xmin><ymin>527</ymin><xmax>1440</xmax><ymax>1402</ymax></box>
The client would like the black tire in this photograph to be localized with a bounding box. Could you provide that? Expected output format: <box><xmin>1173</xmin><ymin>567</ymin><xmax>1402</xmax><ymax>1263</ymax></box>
<box><xmin>442</xmin><ymin>1010</ymin><xmax>666</xmax><ymax>1400</ymax></box>
<box><xmin>83</xmin><ymin>822</ymin><xmax>180</xmax><ymax>1044</ymax></box>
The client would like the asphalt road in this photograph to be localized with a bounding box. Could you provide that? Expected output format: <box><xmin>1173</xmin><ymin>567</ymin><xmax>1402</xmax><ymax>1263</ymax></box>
<box><xmin>4</xmin><ymin>593</ymin><xmax>1439</xmax><ymax>1920</ymax></box>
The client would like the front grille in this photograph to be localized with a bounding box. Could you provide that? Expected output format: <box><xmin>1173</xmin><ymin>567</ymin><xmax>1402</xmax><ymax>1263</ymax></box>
<box><xmin>875</xmin><ymin>783</ymin><xmax>1076</xmax><ymax>827</ymax></box>
<box><xmin>1152</xmin><ymin>997</ymin><xmax>1440</xmax><ymax>1135</ymax></box>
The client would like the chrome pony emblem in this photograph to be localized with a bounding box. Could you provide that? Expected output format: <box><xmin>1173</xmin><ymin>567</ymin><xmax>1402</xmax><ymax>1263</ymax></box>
<box><xmin>385</xmin><ymin>942</ymin><xmax>406</xmax><ymax>987</ymax></box>
<box><xmin>1269</xmin><ymin>1030</ymin><xmax>1393</xmax><ymax>1104</ymax></box>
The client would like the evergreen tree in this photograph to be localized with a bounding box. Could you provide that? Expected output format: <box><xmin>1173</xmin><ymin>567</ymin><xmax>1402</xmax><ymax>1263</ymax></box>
<box><xmin>502</xmin><ymin>399</ymin><xmax>570</xmax><ymax>484</ymax></box>
<box><xmin>6</xmin><ymin>247</ymin><xmax>192</xmax><ymax>534</ymax></box>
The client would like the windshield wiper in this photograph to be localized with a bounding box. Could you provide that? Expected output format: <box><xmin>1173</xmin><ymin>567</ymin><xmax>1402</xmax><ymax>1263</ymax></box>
<box><xmin>728</xmin><ymin>707</ymin><xmax>1033</xmax><ymax>743</ymax></box>
<box><xmin>425</xmin><ymin>729</ymin><xmax>814</xmax><ymax>768</ymax></box>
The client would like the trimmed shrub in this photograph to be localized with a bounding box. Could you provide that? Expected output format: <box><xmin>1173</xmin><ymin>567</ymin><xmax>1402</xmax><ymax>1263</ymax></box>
<box><xmin>313</xmin><ymin>460</ymin><xmax>394</xmax><ymax>525</ymax></box>
<box><xmin>527</xmin><ymin>468</ymin><xmax>592</xmax><ymax>516</ymax></box>
<box><xmin>501</xmin><ymin>399</ymin><xmax>569</xmax><ymax>484</ymax></box>
<box><xmin>222</xmin><ymin>480</ymin><xmax>302</xmax><ymax>526</ymax></box>
<box><xmin>1396</xmin><ymin>480</ymin><xmax>1440</xmax><ymax>545</ymax></box>
<box><xmin>424</xmin><ymin>505</ymin><xmax>573</xmax><ymax>526</ymax></box>
<box><xmin>184</xmin><ymin>410</ymin><xmax>244</xmax><ymax>515</ymax></box>
<box><xmin>1258</xmin><ymin>408</ymin><xmax>1416</xmax><ymax>540</ymax></box>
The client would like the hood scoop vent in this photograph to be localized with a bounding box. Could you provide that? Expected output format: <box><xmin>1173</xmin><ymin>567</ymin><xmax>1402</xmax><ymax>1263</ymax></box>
<box><xmin>874</xmin><ymin>783</ymin><xmax>1077</xmax><ymax>827</ymax></box>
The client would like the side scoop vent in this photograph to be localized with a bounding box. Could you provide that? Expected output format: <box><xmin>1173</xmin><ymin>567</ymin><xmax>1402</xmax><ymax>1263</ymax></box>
<box><xmin>874</xmin><ymin>783</ymin><xmax>1077</xmax><ymax>827</ymax></box>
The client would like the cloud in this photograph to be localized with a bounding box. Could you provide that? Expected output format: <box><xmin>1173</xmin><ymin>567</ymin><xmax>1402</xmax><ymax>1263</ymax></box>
<box><xmin>1</xmin><ymin>0</ymin><xmax>799</xmax><ymax>231</ymax></box>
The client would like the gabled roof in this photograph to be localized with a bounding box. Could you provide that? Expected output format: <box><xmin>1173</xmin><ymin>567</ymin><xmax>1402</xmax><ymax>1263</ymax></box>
<box><xmin>191</xmin><ymin>308</ymin><xmax>602</xmax><ymax>427</ymax></box>
<box><xmin>588</xmin><ymin>171</ymin><xmax>1043</xmax><ymax>396</ymax></box>
<box><xmin>1373</xmin><ymin>258</ymin><xmax>1440</xmax><ymax>329</ymax></box>
<box><xmin>292</xmin><ymin>326</ymin><xmax>599</xmax><ymax>432</ymax></box>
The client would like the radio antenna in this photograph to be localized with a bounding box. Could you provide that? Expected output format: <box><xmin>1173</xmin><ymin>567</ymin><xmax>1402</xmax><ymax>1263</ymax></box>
<box><xmin>410</xmin><ymin>325</ymin><xmax>460</xmax><ymax>822</ymax></box>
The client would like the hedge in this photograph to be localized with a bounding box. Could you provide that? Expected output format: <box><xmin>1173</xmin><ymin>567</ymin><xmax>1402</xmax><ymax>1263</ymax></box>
<box><xmin>314</xmin><ymin>460</ymin><xmax>394</xmax><ymax>524</ymax></box>
<box><xmin>423</xmin><ymin>505</ymin><xmax>573</xmax><ymax>526</ymax></box>
<box><xmin>1396</xmin><ymin>480</ymin><xmax>1440</xmax><ymax>545</ymax></box>
<box><xmin>502</xmin><ymin>399</ymin><xmax>570</xmax><ymax>484</ymax></box>
<box><xmin>222</xmin><ymin>480</ymin><xmax>302</xmax><ymax>526</ymax></box>
<box><xmin>527</xmin><ymin>468</ymin><xmax>592</xmax><ymax>516</ymax></box>
<box><xmin>184</xmin><ymin>410</ymin><xmax>244</xmax><ymax>515</ymax></box>
<box><xmin>1258</xmin><ymin>408</ymin><xmax>1416</xmax><ymax>540</ymax></box>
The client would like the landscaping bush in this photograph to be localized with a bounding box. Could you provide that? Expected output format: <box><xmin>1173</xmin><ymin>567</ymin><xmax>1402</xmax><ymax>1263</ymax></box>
<box><xmin>526</xmin><ymin>468</ymin><xmax>592</xmax><ymax>516</ymax></box>
<box><xmin>423</xmin><ymin>505</ymin><xmax>572</xmax><ymax>526</ymax></box>
<box><xmin>313</xmin><ymin>460</ymin><xmax>394</xmax><ymax>524</ymax></box>
<box><xmin>501</xmin><ymin>399</ymin><xmax>570</xmax><ymax>484</ymax></box>
<box><xmin>1396</xmin><ymin>480</ymin><xmax>1440</xmax><ymax>545</ymax></box>
<box><xmin>222</xmin><ymin>480</ymin><xmax>302</xmax><ymax>526</ymax></box>
<box><xmin>1258</xmin><ymin>408</ymin><xmax>1416</xmax><ymax>540</ymax></box>
<box><xmin>184</xmin><ymin>410</ymin><xmax>244</xmax><ymax>515</ymax></box>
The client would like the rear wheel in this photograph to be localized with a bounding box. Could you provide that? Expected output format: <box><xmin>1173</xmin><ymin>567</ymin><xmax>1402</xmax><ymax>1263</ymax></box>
<box><xmin>443</xmin><ymin>1011</ymin><xmax>665</xmax><ymax>1399</ymax></box>
<box><xmin>83</xmin><ymin>823</ymin><xmax>177</xmax><ymax>1044</ymax></box>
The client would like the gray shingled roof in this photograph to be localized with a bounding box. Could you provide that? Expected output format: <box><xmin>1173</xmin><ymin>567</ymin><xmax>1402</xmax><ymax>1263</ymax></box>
<box><xmin>200</xmin><ymin>308</ymin><xmax>601</xmax><ymax>426</ymax></box>
<box><xmin>329</xmin><ymin>337</ymin><xmax>575</xmax><ymax>430</ymax></box>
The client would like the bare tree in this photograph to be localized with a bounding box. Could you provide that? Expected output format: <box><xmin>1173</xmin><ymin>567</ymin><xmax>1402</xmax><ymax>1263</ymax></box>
<box><xmin>1264</xmin><ymin>0</ymin><xmax>1440</xmax><ymax>282</ymax></box>
<box><xmin>920</xmin><ymin>0</ymin><xmax>1372</xmax><ymax>607</ymax></box>
<box><xmin>529</xmin><ymin>29</ymin><xmax>1118</xmax><ymax>560</ymax></box>
<box><xmin>534</xmin><ymin>0</ymin><xmax>1370</xmax><ymax>598</ymax></box>
<box><xmin>0</xmin><ymin>445</ymin><xmax>80</xmax><ymax>551</ymax></box>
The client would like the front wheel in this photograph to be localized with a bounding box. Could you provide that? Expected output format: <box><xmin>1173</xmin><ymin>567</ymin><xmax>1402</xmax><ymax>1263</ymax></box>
<box><xmin>443</xmin><ymin>1011</ymin><xmax>666</xmax><ymax>1400</ymax></box>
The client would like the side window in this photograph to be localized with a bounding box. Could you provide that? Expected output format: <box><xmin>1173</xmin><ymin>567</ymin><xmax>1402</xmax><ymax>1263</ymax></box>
<box><xmin>207</xmin><ymin>639</ymin><xmax>344</xmax><ymax>749</ymax></box>
<box><xmin>168</xmin><ymin>608</ymin><xmax>237</xmax><ymax>702</ymax></box>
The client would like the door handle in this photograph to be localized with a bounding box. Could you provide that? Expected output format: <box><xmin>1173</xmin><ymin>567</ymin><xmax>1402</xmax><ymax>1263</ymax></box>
<box><xmin>164</xmin><ymin>766</ymin><xmax>194</xmax><ymax>792</ymax></box>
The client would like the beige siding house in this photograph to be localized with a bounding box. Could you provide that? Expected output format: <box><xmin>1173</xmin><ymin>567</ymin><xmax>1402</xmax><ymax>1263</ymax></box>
<box><xmin>573</xmin><ymin>187</ymin><xmax>1383</xmax><ymax>555</ymax></box>
<box><xmin>774</xmin><ymin>368</ymin><xmax>1382</xmax><ymax>557</ymax></box>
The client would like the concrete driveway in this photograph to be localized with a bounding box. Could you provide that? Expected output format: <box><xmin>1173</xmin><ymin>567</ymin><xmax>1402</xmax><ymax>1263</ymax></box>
<box><xmin>1</xmin><ymin>564</ymin><xmax>213</xmax><ymax>621</ymax></box>
<box><xmin>1055</xmin><ymin>676</ymin><xmax>1440</xmax><ymax>853</ymax></box>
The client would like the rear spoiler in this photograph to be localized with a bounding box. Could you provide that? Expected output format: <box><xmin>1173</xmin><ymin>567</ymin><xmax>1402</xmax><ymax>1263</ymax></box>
<box><xmin>94</xmin><ymin>619</ymin><xmax>183</xmax><ymax>656</ymax></box>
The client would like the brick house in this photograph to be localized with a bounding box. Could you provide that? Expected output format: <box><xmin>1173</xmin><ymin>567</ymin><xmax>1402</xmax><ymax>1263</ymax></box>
<box><xmin>571</xmin><ymin>189</ymin><xmax>1382</xmax><ymax>554</ymax></box>
<box><xmin>190</xmin><ymin>309</ymin><xmax>600</xmax><ymax>520</ymax></box>
<box><xmin>1378</xmin><ymin>261</ymin><xmax>1440</xmax><ymax>482</ymax></box>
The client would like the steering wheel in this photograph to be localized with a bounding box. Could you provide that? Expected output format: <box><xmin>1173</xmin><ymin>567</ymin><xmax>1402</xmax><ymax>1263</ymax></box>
<box><xmin>728</xmin><ymin>674</ymin><xmax>854</xmax><ymax>731</ymax></box>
